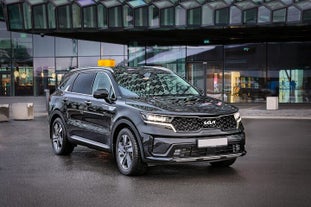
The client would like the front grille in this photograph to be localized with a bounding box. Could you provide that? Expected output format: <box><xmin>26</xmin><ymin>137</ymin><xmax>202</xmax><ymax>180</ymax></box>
<box><xmin>171</xmin><ymin>115</ymin><xmax>237</xmax><ymax>132</ymax></box>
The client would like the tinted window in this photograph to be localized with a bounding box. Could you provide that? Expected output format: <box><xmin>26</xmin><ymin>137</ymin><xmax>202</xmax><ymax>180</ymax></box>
<box><xmin>59</xmin><ymin>73</ymin><xmax>76</xmax><ymax>91</ymax></box>
<box><xmin>92</xmin><ymin>72</ymin><xmax>115</xmax><ymax>98</ymax></box>
<box><xmin>71</xmin><ymin>72</ymin><xmax>96</xmax><ymax>94</ymax></box>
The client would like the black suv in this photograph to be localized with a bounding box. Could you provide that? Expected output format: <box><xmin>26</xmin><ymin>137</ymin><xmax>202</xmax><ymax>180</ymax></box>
<box><xmin>48</xmin><ymin>66</ymin><xmax>246</xmax><ymax>175</ymax></box>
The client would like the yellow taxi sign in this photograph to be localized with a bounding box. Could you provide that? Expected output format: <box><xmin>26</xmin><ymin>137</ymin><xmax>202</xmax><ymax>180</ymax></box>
<box><xmin>97</xmin><ymin>59</ymin><xmax>116</xmax><ymax>67</ymax></box>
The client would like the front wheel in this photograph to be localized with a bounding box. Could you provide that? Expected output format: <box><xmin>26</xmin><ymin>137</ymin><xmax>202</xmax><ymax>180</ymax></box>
<box><xmin>50</xmin><ymin>117</ymin><xmax>74</xmax><ymax>155</ymax></box>
<box><xmin>115</xmin><ymin>128</ymin><xmax>147</xmax><ymax>176</ymax></box>
<box><xmin>210</xmin><ymin>158</ymin><xmax>236</xmax><ymax>167</ymax></box>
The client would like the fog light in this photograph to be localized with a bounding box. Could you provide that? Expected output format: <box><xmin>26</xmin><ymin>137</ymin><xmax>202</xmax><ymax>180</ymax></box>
<box><xmin>233</xmin><ymin>144</ymin><xmax>240</xmax><ymax>152</ymax></box>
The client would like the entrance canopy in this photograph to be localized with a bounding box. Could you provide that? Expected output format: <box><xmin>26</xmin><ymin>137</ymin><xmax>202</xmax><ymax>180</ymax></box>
<box><xmin>1</xmin><ymin>0</ymin><xmax>311</xmax><ymax>45</ymax></box>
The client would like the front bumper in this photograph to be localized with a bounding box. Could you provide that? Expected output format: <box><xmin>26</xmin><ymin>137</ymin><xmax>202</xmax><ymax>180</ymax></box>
<box><xmin>141</xmin><ymin>132</ymin><xmax>246</xmax><ymax>163</ymax></box>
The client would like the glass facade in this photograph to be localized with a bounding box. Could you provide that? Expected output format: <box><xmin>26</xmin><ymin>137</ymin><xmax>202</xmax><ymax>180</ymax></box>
<box><xmin>128</xmin><ymin>43</ymin><xmax>311</xmax><ymax>103</ymax></box>
<box><xmin>1</xmin><ymin>0</ymin><xmax>311</xmax><ymax>104</ymax></box>
<box><xmin>0</xmin><ymin>21</ymin><xmax>128</xmax><ymax>96</ymax></box>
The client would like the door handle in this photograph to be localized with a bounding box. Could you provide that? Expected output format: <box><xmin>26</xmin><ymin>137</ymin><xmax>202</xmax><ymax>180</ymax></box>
<box><xmin>84</xmin><ymin>100</ymin><xmax>92</xmax><ymax>106</ymax></box>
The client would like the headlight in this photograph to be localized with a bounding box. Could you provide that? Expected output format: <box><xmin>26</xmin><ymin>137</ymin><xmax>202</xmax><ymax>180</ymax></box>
<box><xmin>141</xmin><ymin>113</ymin><xmax>175</xmax><ymax>131</ymax></box>
<box><xmin>141</xmin><ymin>113</ymin><xmax>173</xmax><ymax>123</ymax></box>
<box><xmin>234</xmin><ymin>112</ymin><xmax>242</xmax><ymax>128</ymax></box>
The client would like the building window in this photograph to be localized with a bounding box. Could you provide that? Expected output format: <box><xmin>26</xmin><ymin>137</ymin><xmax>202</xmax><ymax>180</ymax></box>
<box><xmin>215</xmin><ymin>8</ymin><xmax>229</xmax><ymax>25</ymax></box>
<box><xmin>160</xmin><ymin>7</ymin><xmax>175</xmax><ymax>26</ymax></box>
<box><xmin>7</xmin><ymin>4</ymin><xmax>24</xmax><ymax>30</ymax></box>
<box><xmin>109</xmin><ymin>6</ymin><xmax>122</xmax><ymax>27</ymax></box>
<box><xmin>303</xmin><ymin>9</ymin><xmax>311</xmax><ymax>23</ymax></box>
<box><xmin>72</xmin><ymin>4</ymin><xmax>82</xmax><ymax>29</ymax></box>
<box><xmin>273</xmin><ymin>8</ymin><xmax>286</xmax><ymax>23</ymax></box>
<box><xmin>149</xmin><ymin>5</ymin><xmax>159</xmax><ymax>27</ymax></box>
<box><xmin>98</xmin><ymin>4</ymin><xmax>108</xmax><ymax>29</ymax></box>
<box><xmin>33</xmin><ymin>4</ymin><xmax>48</xmax><ymax>29</ymax></box>
<box><xmin>134</xmin><ymin>7</ymin><xmax>148</xmax><ymax>27</ymax></box>
<box><xmin>243</xmin><ymin>8</ymin><xmax>258</xmax><ymax>24</ymax></box>
<box><xmin>47</xmin><ymin>3</ymin><xmax>56</xmax><ymax>29</ymax></box>
<box><xmin>83</xmin><ymin>6</ymin><xmax>97</xmax><ymax>28</ymax></box>
<box><xmin>58</xmin><ymin>5</ymin><xmax>72</xmax><ymax>29</ymax></box>
<box><xmin>23</xmin><ymin>3</ymin><xmax>32</xmax><ymax>29</ymax></box>
<box><xmin>187</xmin><ymin>7</ymin><xmax>201</xmax><ymax>26</ymax></box>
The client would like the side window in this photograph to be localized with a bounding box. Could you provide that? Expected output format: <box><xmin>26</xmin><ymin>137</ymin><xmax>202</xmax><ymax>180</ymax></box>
<box><xmin>59</xmin><ymin>74</ymin><xmax>76</xmax><ymax>91</ymax></box>
<box><xmin>71</xmin><ymin>72</ymin><xmax>96</xmax><ymax>95</ymax></box>
<box><xmin>92</xmin><ymin>72</ymin><xmax>115</xmax><ymax>98</ymax></box>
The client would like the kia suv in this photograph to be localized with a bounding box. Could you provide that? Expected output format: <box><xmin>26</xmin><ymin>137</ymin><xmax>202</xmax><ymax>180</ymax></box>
<box><xmin>48</xmin><ymin>66</ymin><xmax>246</xmax><ymax>175</ymax></box>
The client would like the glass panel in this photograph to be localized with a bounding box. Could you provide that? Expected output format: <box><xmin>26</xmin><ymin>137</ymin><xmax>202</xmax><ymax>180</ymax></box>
<box><xmin>273</xmin><ymin>8</ymin><xmax>286</xmax><ymax>23</ymax></box>
<box><xmin>160</xmin><ymin>7</ymin><xmax>175</xmax><ymax>26</ymax></box>
<box><xmin>56</xmin><ymin>38</ymin><xmax>78</xmax><ymax>56</ymax></box>
<box><xmin>11</xmin><ymin>32</ymin><xmax>34</xmax><ymax>96</ymax></box>
<box><xmin>23</xmin><ymin>3</ymin><xmax>32</xmax><ymax>29</ymax></box>
<box><xmin>186</xmin><ymin>45</ymin><xmax>222</xmax><ymax>61</ymax></box>
<box><xmin>153</xmin><ymin>1</ymin><xmax>173</xmax><ymax>9</ymax></box>
<box><xmin>78</xmin><ymin>56</ymin><xmax>100</xmax><ymax>67</ymax></box>
<box><xmin>268</xmin><ymin>42</ymin><xmax>311</xmax><ymax>103</ymax></box>
<box><xmin>13</xmin><ymin>64</ymin><xmax>34</xmax><ymax>96</ymax></box>
<box><xmin>27</xmin><ymin>0</ymin><xmax>46</xmax><ymax>4</ymax></box>
<box><xmin>98</xmin><ymin>4</ymin><xmax>108</xmax><ymax>28</ymax></box>
<box><xmin>128</xmin><ymin>0</ymin><xmax>147</xmax><ymax>8</ymax></box>
<box><xmin>34</xmin><ymin>58</ymin><xmax>55</xmax><ymax>96</ymax></box>
<box><xmin>128</xmin><ymin>46</ymin><xmax>145</xmax><ymax>66</ymax></box>
<box><xmin>58</xmin><ymin>5</ymin><xmax>71</xmax><ymax>29</ymax></box>
<box><xmin>56</xmin><ymin>57</ymin><xmax>78</xmax><ymax>71</ymax></box>
<box><xmin>134</xmin><ymin>7</ymin><xmax>148</xmax><ymax>27</ymax></box>
<box><xmin>76</xmin><ymin>0</ymin><xmax>96</xmax><ymax>7</ymax></box>
<box><xmin>258</xmin><ymin>6</ymin><xmax>271</xmax><ymax>23</ymax></box>
<box><xmin>71</xmin><ymin>72</ymin><xmax>96</xmax><ymax>94</ymax></box>
<box><xmin>230</xmin><ymin>6</ymin><xmax>242</xmax><ymax>25</ymax></box>
<box><xmin>215</xmin><ymin>8</ymin><xmax>229</xmax><ymax>25</ymax></box>
<box><xmin>225</xmin><ymin>43</ymin><xmax>267</xmax><ymax>103</ymax></box>
<box><xmin>78</xmin><ymin>40</ymin><xmax>100</xmax><ymax>56</ymax></box>
<box><xmin>47</xmin><ymin>3</ymin><xmax>56</xmax><ymax>29</ymax></box>
<box><xmin>0</xmin><ymin>74</ymin><xmax>11</xmax><ymax>96</ymax></box>
<box><xmin>33</xmin><ymin>4</ymin><xmax>48</xmax><ymax>29</ymax></box>
<box><xmin>243</xmin><ymin>8</ymin><xmax>257</xmax><ymax>24</ymax></box>
<box><xmin>100</xmin><ymin>0</ymin><xmax>122</xmax><ymax>8</ymax></box>
<box><xmin>101</xmin><ymin>42</ymin><xmax>125</xmax><ymax>56</ymax></box>
<box><xmin>145</xmin><ymin>46</ymin><xmax>186</xmax><ymax>66</ymax></box>
<box><xmin>206</xmin><ymin>63</ymin><xmax>223</xmax><ymax>97</ymax></box>
<box><xmin>11</xmin><ymin>32</ymin><xmax>33</xmax><ymax>60</ymax></box>
<box><xmin>72</xmin><ymin>4</ymin><xmax>82</xmax><ymax>28</ymax></box>
<box><xmin>186</xmin><ymin>63</ymin><xmax>204</xmax><ymax>93</ymax></box>
<box><xmin>187</xmin><ymin>7</ymin><xmax>201</xmax><ymax>26</ymax></box>
<box><xmin>176</xmin><ymin>6</ymin><xmax>186</xmax><ymax>26</ymax></box>
<box><xmin>149</xmin><ymin>5</ymin><xmax>159</xmax><ymax>27</ymax></box>
<box><xmin>287</xmin><ymin>6</ymin><xmax>301</xmax><ymax>23</ymax></box>
<box><xmin>303</xmin><ymin>10</ymin><xmax>311</xmax><ymax>23</ymax></box>
<box><xmin>123</xmin><ymin>5</ymin><xmax>134</xmax><ymax>27</ymax></box>
<box><xmin>33</xmin><ymin>35</ymin><xmax>55</xmax><ymax>57</ymax></box>
<box><xmin>236</xmin><ymin>1</ymin><xmax>257</xmax><ymax>10</ymax></box>
<box><xmin>8</xmin><ymin>4</ymin><xmax>23</xmax><ymax>30</ymax></box>
<box><xmin>83</xmin><ymin>6</ymin><xmax>97</xmax><ymax>28</ymax></box>
<box><xmin>108</xmin><ymin>6</ymin><xmax>122</xmax><ymax>27</ymax></box>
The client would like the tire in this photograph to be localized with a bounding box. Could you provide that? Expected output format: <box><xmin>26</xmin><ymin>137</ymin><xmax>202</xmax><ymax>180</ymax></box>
<box><xmin>50</xmin><ymin>117</ymin><xmax>74</xmax><ymax>155</ymax></box>
<box><xmin>210</xmin><ymin>158</ymin><xmax>236</xmax><ymax>167</ymax></box>
<box><xmin>115</xmin><ymin>128</ymin><xmax>147</xmax><ymax>176</ymax></box>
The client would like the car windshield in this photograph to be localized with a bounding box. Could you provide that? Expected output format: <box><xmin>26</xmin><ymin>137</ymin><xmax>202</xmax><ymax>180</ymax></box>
<box><xmin>114</xmin><ymin>67</ymin><xmax>200</xmax><ymax>98</ymax></box>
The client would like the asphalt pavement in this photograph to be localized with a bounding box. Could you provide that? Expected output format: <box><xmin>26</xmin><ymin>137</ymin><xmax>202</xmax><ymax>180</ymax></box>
<box><xmin>0</xmin><ymin>115</ymin><xmax>311</xmax><ymax>207</ymax></box>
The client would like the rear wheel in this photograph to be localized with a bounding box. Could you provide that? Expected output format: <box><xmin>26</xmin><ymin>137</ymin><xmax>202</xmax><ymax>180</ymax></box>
<box><xmin>210</xmin><ymin>158</ymin><xmax>236</xmax><ymax>167</ymax></box>
<box><xmin>115</xmin><ymin>128</ymin><xmax>147</xmax><ymax>176</ymax></box>
<box><xmin>50</xmin><ymin>117</ymin><xmax>74</xmax><ymax>155</ymax></box>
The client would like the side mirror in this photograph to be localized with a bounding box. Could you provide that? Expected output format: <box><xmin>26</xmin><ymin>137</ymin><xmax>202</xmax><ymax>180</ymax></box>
<box><xmin>93</xmin><ymin>89</ymin><xmax>111</xmax><ymax>103</ymax></box>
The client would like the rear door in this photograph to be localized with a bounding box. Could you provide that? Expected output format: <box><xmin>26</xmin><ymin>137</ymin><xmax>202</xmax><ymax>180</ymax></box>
<box><xmin>66</xmin><ymin>71</ymin><xmax>96</xmax><ymax>139</ymax></box>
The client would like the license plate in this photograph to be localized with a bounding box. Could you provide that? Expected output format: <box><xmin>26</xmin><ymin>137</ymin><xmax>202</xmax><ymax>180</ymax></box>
<box><xmin>198</xmin><ymin>138</ymin><xmax>228</xmax><ymax>148</ymax></box>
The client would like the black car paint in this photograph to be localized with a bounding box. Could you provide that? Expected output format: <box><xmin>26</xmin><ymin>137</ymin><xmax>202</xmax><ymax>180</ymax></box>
<box><xmin>49</xmin><ymin>67</ymin><xmax>246</xmax><ymax>167</ymax></box>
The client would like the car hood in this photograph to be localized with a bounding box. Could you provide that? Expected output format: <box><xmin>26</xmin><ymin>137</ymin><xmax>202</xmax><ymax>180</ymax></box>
<box><xmin>125</xmin><ymin>96</ymin><xmax>238</xmax><ymax>116</ymax></box>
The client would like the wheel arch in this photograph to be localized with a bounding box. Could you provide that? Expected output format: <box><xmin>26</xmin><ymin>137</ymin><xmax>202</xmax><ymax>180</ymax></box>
<box><xmin>112</xmin><ymin>118</ymin><xmax>145</xmax><ymax>160</ymax></box>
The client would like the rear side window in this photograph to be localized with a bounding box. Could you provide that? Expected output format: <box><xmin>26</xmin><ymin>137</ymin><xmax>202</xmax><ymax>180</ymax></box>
<box><xmin>71</xmin><ymin>72</ymin><xmax>96</xmax><ymax>95</ymax></box>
